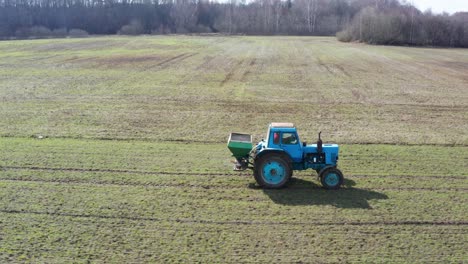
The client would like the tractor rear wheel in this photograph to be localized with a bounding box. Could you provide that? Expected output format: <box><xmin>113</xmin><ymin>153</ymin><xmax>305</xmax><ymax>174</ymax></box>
<box><xmin>254</xmin><ymin>154</ymin><xmax>292</xmax><ymax>189</ymax></box>
<box><xmin>319</xmin><ymin>167</ymin><xmax>344</xmax><ymax>190</ymax></box>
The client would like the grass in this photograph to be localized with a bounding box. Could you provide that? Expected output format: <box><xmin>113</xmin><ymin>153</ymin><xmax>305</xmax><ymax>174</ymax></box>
<box><xmin>2</xmin><ymin>214</ymin><xmax>464</xmax><ymax>263</ymax></box>
<box><xmin>0</xmin><ymin>36</ymin><xmax>467</xmax><ymax>262</ymax></box>
<box><xmin>0</xmin><ymin>36</ymin><xmax>467</xmax><ymax>144</ymax></box>
<box><xmin>0</xmin><ymin>137</ymin><xmax>467</xmax><ymax>262</ymax></box>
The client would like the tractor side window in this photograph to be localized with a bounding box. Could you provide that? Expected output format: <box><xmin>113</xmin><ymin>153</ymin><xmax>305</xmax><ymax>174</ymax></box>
<box><xmin>273</xmin><ymin>132</ymin><xmax>280</xmax><ymax>144</ymax></box>
<box><xmin>282</xmin><ymin>133</ymin><xmax>297</xmax><ymax>145</ymax></box>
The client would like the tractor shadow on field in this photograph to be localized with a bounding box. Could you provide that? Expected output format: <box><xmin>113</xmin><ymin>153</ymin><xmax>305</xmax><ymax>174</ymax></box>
<box><xmin>258</xmin><ymin>178</ymin><xmax>388</xmax><ymax>209</ymax></box>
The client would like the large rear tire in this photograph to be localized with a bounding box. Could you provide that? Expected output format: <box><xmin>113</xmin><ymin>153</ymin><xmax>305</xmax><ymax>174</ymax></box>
<box><xmin>319</xmin><ymin>167</ymin><xmax>344</xmax><ymax>190</ymax></box>
<box><xmin>254</xmin><ymin>154</ymin><xmax>292</xmax><ymax>189</ymax></box>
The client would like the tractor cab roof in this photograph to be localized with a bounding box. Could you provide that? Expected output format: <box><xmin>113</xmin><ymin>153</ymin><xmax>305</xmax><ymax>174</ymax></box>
<box><xmin>270</xmin><ymin>122</ymin><xmax>295</xmax><ymax>128</ymax></box>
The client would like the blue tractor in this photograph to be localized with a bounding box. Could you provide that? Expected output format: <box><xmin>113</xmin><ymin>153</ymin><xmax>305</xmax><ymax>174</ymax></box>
<box><xmin>227</xmin><ymin>122</ymin><xmax>343</xmax><ymax>189</ymax></box>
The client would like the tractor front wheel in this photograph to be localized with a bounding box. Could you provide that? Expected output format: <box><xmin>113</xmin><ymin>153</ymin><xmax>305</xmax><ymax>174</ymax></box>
<box><xmin>319</xmin><ymin>167</ymin><xmax>344</xmax><ymax>190</ymax></box>
<box><xmin>254</xmin><ymin>154</ymin><xmax>292</xmax><ymax>189</ymax></box>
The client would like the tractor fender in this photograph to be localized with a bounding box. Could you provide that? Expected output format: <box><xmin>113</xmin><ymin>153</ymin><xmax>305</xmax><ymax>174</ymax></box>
<box><xmin>318</xmin><ymin>165</ymin><xmax>337</xmax><ymax>173</ymax></box>
<box><xmin>254</xmin><ymin>149</ymin><xmax>293</xmax><ymax>165</ymax></box>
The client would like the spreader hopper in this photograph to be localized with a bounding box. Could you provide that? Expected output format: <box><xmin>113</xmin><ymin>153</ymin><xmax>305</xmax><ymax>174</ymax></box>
<box><xmin>227</xmin><ymin>132</ymin><xmax>252</xmax><ymax>158</ymax></box>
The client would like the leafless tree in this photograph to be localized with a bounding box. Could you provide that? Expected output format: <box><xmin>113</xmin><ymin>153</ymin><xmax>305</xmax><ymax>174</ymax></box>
<box><xmin>0</xmin><ymin>0</ymin><xmax>467</xmax><ymax>47</ymax></box>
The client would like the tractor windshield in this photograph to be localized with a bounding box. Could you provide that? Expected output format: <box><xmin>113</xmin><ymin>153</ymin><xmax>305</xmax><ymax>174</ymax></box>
<box><xmin>282</xmin><ymin>132</ymin><xmax>298</xmax><ymax>144</ymax></box>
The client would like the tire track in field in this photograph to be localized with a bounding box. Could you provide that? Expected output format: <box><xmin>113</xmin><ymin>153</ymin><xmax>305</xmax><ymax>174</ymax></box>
<box><xmin>316</xmin><ymin>57</ymin><xmax>351</xmax><ymax>77</ymax></box>
<box><xmin>350</xmin><ymin>174</ymin><xmax>467</xmax><ymax>180</ymax></box>
<box><xmin>1</xmin><ymin>178</ymin><xmax>467</xmax><ymax>192</ymax></box>
<box><xmin>1</xmin><ymin>166</ymin><xmax>250</xmax><ymax>177</ymax></box>
<box><xmin>1</xmin><ymin>209</ymin><xmax>467</xmax><ymax>226</ymax></box>
<box><xmin>3</xmin><ymin>166</ymin><xmax>467</xmax><ymax>180</ymax></box>
<box><xmin>220</xmin><ymin>60</ymin><xmax>243</xmax><ymax>87</ymax></box>
<box><xmin>0</xmin><ymin>178</ymin><xmax>219</xmax><ymax>189</ymax></box>
<box><xmin>241</xmin><ymin>58</ymin><xmax>256</xmax><ymax>81</ymax></box>
<box><xmin>156</xmin><ymin>53</ymin><xmax>197</xmax><ymax>68</ymax></box>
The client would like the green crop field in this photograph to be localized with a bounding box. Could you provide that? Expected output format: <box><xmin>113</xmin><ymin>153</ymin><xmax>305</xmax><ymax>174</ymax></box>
<box><xmin>0</xmin><ymin>36</ymin><xmax>467</xmax><ymax>262</ymax></box>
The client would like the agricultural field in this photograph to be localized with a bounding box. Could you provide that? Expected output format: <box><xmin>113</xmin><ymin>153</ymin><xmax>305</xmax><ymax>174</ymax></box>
<box><xmin>0</xmin><ymin>36</ymin><xmax>467</xmax><ymax>262</ymax></box>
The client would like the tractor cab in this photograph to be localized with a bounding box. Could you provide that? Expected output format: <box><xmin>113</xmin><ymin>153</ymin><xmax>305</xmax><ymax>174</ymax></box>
<box><xmin>266</xmin><ymin>123</ymin><xmax>303</xmax><ymax>162</ymax></box>
<box><xmin>261</xmin><ymin>122</ymin><xmax>339</xmax><ymax>167</ymax></box>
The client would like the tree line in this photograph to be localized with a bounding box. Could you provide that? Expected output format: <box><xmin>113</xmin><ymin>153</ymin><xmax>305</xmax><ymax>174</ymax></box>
<box><xmin>0</xmin><ymin>0</ymin><xmax>467</xmax><ymax>47</ymax></box>
<box><xmin>337</xmin><ymin>1</ymin><xmax>468</xmax><ymax>47</ymax></box>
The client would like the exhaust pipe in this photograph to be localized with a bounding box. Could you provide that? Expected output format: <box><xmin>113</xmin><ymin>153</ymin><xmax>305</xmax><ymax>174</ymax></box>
<box><xmin>317</xmin><ymin>131</ymin><xmax>323</xmax><ymax>153</ymax></box>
